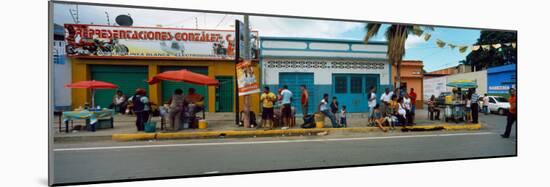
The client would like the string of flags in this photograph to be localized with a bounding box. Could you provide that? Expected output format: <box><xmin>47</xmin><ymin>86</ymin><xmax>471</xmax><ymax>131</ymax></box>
<box><xmin>420</xmin><ymin>32</ymin><xmax>516</xmax><ymax>54</ymax></box>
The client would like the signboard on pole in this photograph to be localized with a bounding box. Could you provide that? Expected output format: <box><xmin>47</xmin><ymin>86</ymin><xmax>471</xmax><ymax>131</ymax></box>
<box><xmin>236</xmin><ymin>60</ymin><xmax>260</xmax><ymax>96</ymax></box>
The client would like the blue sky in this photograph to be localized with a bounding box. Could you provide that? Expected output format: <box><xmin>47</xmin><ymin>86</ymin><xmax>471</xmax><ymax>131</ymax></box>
<box><xmin>54</xmin><ymin>3</ymin><xmax>481</xmax><ymax>71</ymax></box>
<box><xmin>340</xmin><ymin>24</ymin><xmax>481</xmax><ymax>71</ymax></box>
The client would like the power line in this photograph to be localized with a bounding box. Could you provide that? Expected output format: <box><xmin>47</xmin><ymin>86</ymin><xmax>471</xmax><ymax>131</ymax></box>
<box><xmin>215</xmin><ymin>14</ymin><xmax>227</xmax><ymax>28</ymax></box>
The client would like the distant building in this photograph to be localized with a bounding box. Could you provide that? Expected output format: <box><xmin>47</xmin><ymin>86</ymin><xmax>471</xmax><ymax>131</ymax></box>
<box><xmin>426</xmin><ymin>64</ymin><xmax>471</xmax><ymax>77</ymax></box>
<box><xmin>53</xmin><ymin>24</ymin><xmax>72</xmax><ymax>111</ymax></box>
<box><xmin>392</xmin><ymin>60</ymin><xmax>424</xmax><ymax>109</ymax></box>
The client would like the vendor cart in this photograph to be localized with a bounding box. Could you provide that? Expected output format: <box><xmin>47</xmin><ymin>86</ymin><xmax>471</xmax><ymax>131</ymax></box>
<box><xmin>444</xmin><ymin>80</ymin><xmax>478</xmax><ymax>123</ymax></box>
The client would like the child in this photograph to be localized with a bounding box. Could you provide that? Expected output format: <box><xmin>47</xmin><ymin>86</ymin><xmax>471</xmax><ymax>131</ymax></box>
<box><xmin>464</xmin><ymin>94</ymin><xmax>472</xmax><ymax>123</ymax></box>
<box><xmin>389</xmin><ymin>95</ymin><xmax>398</xmax><ymax>116</ymax></box>
<box><xmin>340</xmin><ymin>105</ymin><xmax>347</xmax><ymax>128</ymax></box>
<box><xmin>372</xmin><ymin>105</ymin><xmax>388</xmax><ymax>132</ymax></box>
<box><xmin>330</xmin><ymin>97</ymin><xmax>339</xmax><ymax>119</ymax></box>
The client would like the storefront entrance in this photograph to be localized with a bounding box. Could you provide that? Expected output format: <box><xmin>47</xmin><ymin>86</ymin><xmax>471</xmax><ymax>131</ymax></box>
<box><xmin>332</xmin><ymin>74</ymin><xmax>379</xmax><ymax>113</ymax></box>
<box><xmin>160</xmin><ymin>66</ymin><xmax>209</xmax><ymax>110</ymax></box>
<box><xmin>215</xmin><ymin>76</ymin><xmax>234</xmax><ymax>112</ymax></box>
<box><xmin>90</xmin><ymin>65</ymin><xmax>149</xmax><ymax>108</ymax></box>
<box><xmin>278</xmin><ymin>73</ymin><xmax>314</xmax><ymax>115</ymax></box>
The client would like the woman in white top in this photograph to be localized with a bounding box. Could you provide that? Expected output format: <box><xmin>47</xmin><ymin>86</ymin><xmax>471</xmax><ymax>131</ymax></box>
<box><xmin>397</xmin><ymin>97</ymin><xmax>408</xmax><ymax>125</ymax></box>
<box><xmin>403</xmin><ymin>94</ymin><xmax>412</xmax><ymax>111</ymax></box>
<box><xmin>403</xmin><ymin>94</ymin><xmax>414</xmax><ymax>125</ymax></box>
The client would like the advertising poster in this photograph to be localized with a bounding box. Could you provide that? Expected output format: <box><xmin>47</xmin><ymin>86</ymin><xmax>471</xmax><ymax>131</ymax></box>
<box><xmin>236</xmin><ymin>60</ymin><xmax>260</xmax><ymax>96</ymax></box>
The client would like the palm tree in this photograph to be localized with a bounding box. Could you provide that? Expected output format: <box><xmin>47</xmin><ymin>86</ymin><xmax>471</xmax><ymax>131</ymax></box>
<box><xmin>364</xmin><ymin>23</ymin><xmax>433</xmax><ymax>97</ymax></box>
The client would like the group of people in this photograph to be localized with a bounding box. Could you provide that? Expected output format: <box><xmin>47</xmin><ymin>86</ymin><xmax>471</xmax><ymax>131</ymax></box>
<box><xmin>107</xmin><ymin>88</ymin><xmax>204</xmax><ymax>131</ymax></box>
<box><xmin>259</xmin><ymin>85</ymin><xmax>295</xmax><ymax>129</ymax></box>
<box><xmin>427</xmin><ymin>87</ymin><xmax>481</xmax><ymax>123</ymax></box>
<box><xmin>366</xmin><ymin>87</ymin><xmax>418</xmax><ymax>132</ymax></box>
<box><xmin>164</xmin><ymin>88</ymin><xmax>205</xmax><ymax>131</ymax></box>
<box><xmin>259</xmin><ymin>85</ymin><xmax>349</xmax><ymax>129</ymax></box>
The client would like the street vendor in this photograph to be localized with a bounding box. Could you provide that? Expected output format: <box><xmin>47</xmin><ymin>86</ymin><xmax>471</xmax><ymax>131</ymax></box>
<box><xmin>185</xmin><ymin>88</ymin><xmax>204</xmax><ymax>117</ymax></box>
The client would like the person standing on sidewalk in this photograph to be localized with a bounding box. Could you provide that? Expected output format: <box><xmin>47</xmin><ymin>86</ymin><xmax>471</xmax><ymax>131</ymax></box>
<box><xmin>280</xmin><ymin>85</ymin><xmax>293</xmax><ymax>128</ymax></box>
<box><xmin>340</xmin><ymin>105</ymin><xmax>347</xmax><ymax>128</ymax></box>
<box><xmin>380</xmin><ymin>88</ymin><xmax>393</xmax><ymax>116</ymax></box>
<box><xmin>330</xmin><ymin>96</ymin><xmax>339</xmax><ymax>123</ymax></box>
<box><xmin>318</xmin><ymin>93</ymin><xmax>339</xmax><ymax>128</ymax></box>
<box><xmin>470</xmin><ymin>88</ymin><xmax>480</xmax><ymax>124</ymax></box>
<box><xmin>403</xmin><ymin>94</ymin><xmax>413</xmax><ymax>125</ymax></box>
<box><xmin>483</xmin><ymin>94</ymin><xmax>490</xmax><ymax>115</ymax></box>
<box><xmin>408</xmin><ymin>88</ymin><xmax>417</xmax><ymax>124</ymax></box>
<box><xmin>260</xmin><ymin>87</ymin><xmax>276</xmax><ymax>129</ymax></box>
<box><xmin>167</xmin><ymin>89</ymin><xmax>184</xmax><ymax>131</ymax></box>
<box><xmin>130</xmin><ymin>88</ymin><xmax>150</xmax><ymax>131</ymax></box>
<box><xmin>367</xmin><ymin>86</ymin><xmax>377</xmax><ymax>125</ymax></box>
<box><xmin>300</xmin><ymin>85</ymin><xmax>309</xmax><ymax>117</ymax></box>
<box><xmin>502</xmin><ymin>88</ymin><xmax>517</xmax><ymax>138</ymax></box>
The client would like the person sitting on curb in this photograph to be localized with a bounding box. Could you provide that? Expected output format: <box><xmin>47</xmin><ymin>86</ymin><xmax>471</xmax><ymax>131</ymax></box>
<box><xmin>372</xmin><ymin>104</ymin><xmax>389</xmax><ymax>132</ymax></box>
<box><xmin>428</xmin><ymin>95</ymin><xmax>441</xmax><ymax>120</ymax></box>
<box><xmin>318</xmin><ymin>93</ymin><xmax>339</xmax><ymax>128</ymax></box>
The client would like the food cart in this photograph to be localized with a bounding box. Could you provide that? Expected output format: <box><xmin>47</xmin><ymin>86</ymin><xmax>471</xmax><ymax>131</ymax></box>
<box><xmin>443</xmin><ymin>80</ymin><xmax>477</xmax><ymax>123</ymax></box>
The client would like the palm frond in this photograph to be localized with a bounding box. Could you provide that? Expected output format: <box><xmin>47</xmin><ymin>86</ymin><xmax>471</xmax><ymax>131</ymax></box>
<box><xmin>364</xmin><ymin>23</ymin><xmax>381</xmax><ymax>43</ymax></box>
<box><xmin>422</xmin><ymin>25</ymin><xmax>435</xmax><ymax>31</ymax></box>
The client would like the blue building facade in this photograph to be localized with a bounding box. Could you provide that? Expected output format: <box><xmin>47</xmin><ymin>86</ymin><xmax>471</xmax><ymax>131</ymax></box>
<box><xmin>487</xmin><ymin>64</ymin><xmax>517</xmax><ymax>96</ymax></box>
<box><xmin>260</xmin><ymin>37</ymin><xmax>390</xmax><ymax>114</ymax></box>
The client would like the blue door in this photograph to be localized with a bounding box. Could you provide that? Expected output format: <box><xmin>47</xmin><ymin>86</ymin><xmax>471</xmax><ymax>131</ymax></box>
<box><xmin>279</xmin><ymin>73</ymin><xmax>314</xmax><ymax>115</ymax></box>
<box><xmin>332</xmin><ymin>74</ymin><xmax>379</xmax><ymax>113</ymax></box>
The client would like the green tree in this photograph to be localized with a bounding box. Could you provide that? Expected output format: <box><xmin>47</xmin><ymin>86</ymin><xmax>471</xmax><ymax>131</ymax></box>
<box><xmin>465</xmin><ymin>31</ymin><xmax>517</xmax><ymax>70</ymax></box>
<box><xmin>364</xmin><ymin>24</ymin><xmax>433</xmax><ymax>93</ymax></box>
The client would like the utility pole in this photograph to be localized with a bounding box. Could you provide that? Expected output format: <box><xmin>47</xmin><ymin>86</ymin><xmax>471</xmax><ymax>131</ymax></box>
<box><xmin>242</xmin><ymin>15</ymin><xmax>251</xmax><ymax>128</ymax></box>
<box><xmin>234</xmin><ymin>20</ymin><xmax>241</xmax><ymax>125</ymax></box>
<box><xmin>105</xmin><ymin>12</ymin><xmax>110</xmax><ymax>26</ymax></box>
<box><xmin>69</xmin><ymin>4</ymin><xmax>80</xmax><ymax>24</ymax></box>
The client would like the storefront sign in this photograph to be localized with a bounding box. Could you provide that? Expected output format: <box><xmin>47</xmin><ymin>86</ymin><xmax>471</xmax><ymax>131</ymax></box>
<box><xmin>236</xmin><ymin>60</ymin><xmax>260</xmax><ymax>96</ymax></box>
<box><xmin>64</xmin><ymin>24</ymin><xmax>258</xmax><ymax>59</ymax></box>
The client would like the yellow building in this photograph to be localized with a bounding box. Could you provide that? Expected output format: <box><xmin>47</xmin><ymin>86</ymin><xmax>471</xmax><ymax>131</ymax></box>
<box><xmin>64</xmin><ymin>24</ymin><xmax>260</xmax><ymax>113</ymax></box>
<box><xmin>70</xmin><ymin>57</ymin><xmax>260</xmax><ymax>113</ymax></box>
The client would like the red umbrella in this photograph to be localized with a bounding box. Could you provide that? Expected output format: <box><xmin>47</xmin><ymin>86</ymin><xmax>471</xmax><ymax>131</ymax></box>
<box><xmin>66</xmin><ymin>80</ymin><xmax>118</xmax><ymax>109</ymax></box>
<box><xmin>147</xmin><ymin>69</ymin><xmax>219</xmax><ymax>86</ymax></box>
<box><xmin>65</xmin><ymin>80</ymin><xmax>119</xmax><ymax>89</ymax></box>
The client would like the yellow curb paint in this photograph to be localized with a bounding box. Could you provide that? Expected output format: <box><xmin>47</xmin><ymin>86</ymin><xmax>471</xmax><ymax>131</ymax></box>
<box><xmin>112</xmin><ymin>123</ymin><xmax>483</xmax><ymax>141</ymax></box>
<box><xmin>112</xmin><ymin>133</ymin><xmax>156</xmax><ymax>141</ymax></box>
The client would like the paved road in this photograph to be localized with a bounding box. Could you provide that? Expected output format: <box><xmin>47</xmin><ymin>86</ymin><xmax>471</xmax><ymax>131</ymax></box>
<box><xmin>52</xmin><ymin>114</ymin><xmax>517</xmax><ymax>185</ymax></box>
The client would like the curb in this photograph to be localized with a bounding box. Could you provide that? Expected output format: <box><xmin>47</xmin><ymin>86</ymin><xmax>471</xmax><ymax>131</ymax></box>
<box><xmin>111</xmin><ymin>123</ymin><xmax>482</xmax><ymax>141</ymax></box>
<box><xmin>54</xmin><ymin>135</ymin><xmax>113</xmax><ymax>142</ymax></box>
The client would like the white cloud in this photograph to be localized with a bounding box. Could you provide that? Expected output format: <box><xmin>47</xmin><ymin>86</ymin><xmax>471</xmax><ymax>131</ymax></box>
<box><xmin>250</xmin><ymin>16</ymin><xmax>364</xmax><ymax>39</ymax></box>
<box><xmin>54</xmin><ymin>4</ymin><xmax>367</xmax><ymax>40</ymax></box>
<box><xmin>405</xmin><ymin>34</ymin><xmax>425</xmax><ymax>49</ymax></box>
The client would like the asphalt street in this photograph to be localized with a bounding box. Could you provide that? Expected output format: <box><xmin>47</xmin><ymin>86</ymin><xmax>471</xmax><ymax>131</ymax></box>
<box><xmin>52</xmin><ymin>114</ymin><xmax>517</xmax><ymax>185</ymax></box>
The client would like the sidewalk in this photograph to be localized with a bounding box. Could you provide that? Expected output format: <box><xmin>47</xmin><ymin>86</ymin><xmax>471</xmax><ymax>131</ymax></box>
<box><xmin>53</xmin><ymin>109</ymin><xmax>482</xmax><ymax>142</ymax></box>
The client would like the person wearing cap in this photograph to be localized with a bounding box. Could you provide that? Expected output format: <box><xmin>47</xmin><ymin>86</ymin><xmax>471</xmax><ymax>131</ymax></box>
<box><xmin>130</xmin><ymin>88</ymin><xmax>150</xmax><ymax>131</ymax></box>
